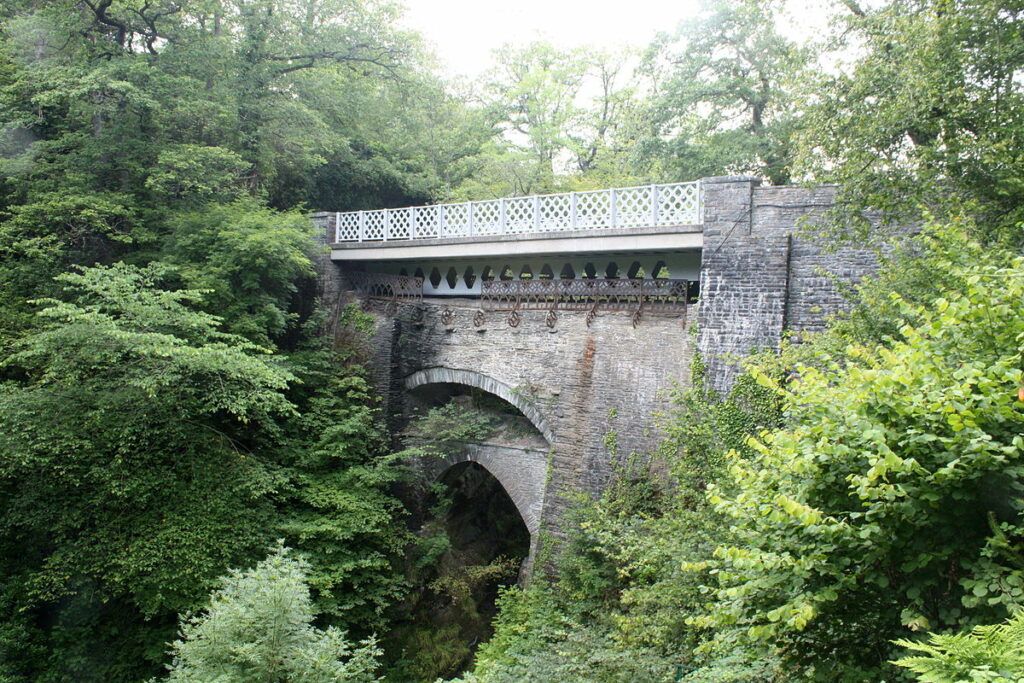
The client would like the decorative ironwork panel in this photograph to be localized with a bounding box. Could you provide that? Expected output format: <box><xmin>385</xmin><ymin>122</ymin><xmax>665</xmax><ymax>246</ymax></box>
<box><xmin>480</xmin><ymin>278</ymin><xmax>688</xmax><ymax>314</ymax></box>
<box><xmin>616</xmin><ymin>186</ymin><xmax>654</xmax><ymax>228</ymax></box>
<box><xmin>442</xmin><ymin>203</ymin><xmax>470</xmax><ymax>237</ymax></box>
<box><xmin>389</xmin><ymin>207</ymin><xmax>412</xmax><ymax>240</ymax></box>
<box><xmin>575</xmin><ymin>190</ymin><xmax>612</xmax><ymax>229</ymax></box>
<box><xmin>656</xmin><ymin>183</ymin><xmax>700</xmax><ymax>225</ymax></box>
<box><xmin>473</xmin><ymin>200</ymin><xmax>502</xmax><ymax>236</ymax></box>
<box><xmin>364</xmin><ymin>210</ymin><xmax>386</xmax><ymax>240</ymax></box>
<box><xmin>413</xmin><ymin>205</ymin><xmax>440</xmax><ymax>238</ymax></box>
<box><xmin>349</xmin><ymin>272</ymin><xmax>423</xmax><ymax>301</ymax></box>
<box><xmin>539</xmin><ymin>193</ymin><xmax>572</xmax><ymax>232</ymax></box>
<box><xmin>336</xmin><ymin>212</ymin><xmax>361</xmax><ymax>241</ymax></box>
<box><xmin>505</xmin><ymin>197</ymin><xmax>534</xmax><ymax>233</ymax></box>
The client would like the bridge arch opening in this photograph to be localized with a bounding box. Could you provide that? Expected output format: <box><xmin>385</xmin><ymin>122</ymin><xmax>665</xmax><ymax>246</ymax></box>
<box><xmin>397</xmin><ymin>374</ymin><xmax>546</xmax><ymax>679</ymax></box>
<box><xmin>433</xmin><ymin>461</ymin><xmax>531</xmax><ymax>570</ymax></box>
<box><xmin>404</xmin><ymin>368</ymin><xmax>554</xmax><ymax>445</ymax></box>
<box><xmin>404</xmin><ymin>372</ymin><xmax>550</xmax><ymax>536</ymax></box>
<box><xmin>396</xmin><ymin>458</ymin><xmax>531</xmax><ymax>679</ymax></box>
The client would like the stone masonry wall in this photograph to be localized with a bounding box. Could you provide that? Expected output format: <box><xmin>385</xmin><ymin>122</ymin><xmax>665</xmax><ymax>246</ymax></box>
<box><xmin>363</xmin><ymin>301</ymin><xmax>695</xmax><ymax>541</ymax></box>
<box><xmin>697</xmin><ymin>178</ymin><xmax>878</xmax><ymax>394</ymax></box>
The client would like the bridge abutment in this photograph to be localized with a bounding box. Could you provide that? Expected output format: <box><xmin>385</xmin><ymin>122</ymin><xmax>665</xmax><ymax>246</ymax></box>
<box><xmin>696</xmin><ymin>177</ymin><xmax>878</xmax><ymax>394</ymax></box>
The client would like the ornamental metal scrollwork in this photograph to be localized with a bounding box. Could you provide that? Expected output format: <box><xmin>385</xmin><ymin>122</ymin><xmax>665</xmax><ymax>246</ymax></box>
<box><xmin>349</xmin><ymin>272</ymin><xmax>424</xmax><ymax>303</ymax></box>
<box><xmin>545</xmin><ymin>309</ymin><xmax>558</xmax><ymax>328</ymax></box>
<box><xmin>473</xmin><ymin>309</ymin><xmax>485</xmax><ymax>327</ymax></box>
<box><xmin>507</xmin><ymin>310</ymin><xmax>522</xmax><ymax>327</ymax></box>
<box><xmin>332</xmin><ymin>181</ymin><xmax>701</xmax><ymax>243</ymax></box>
<box><xmin>440</xmin><ymin>307</ymin><xmax>455</xmax><ymax>326</ymax></box>
<box><xmin>481</xmin><ymin>278</ymin><xmax>688</xmax><ymax>317</ymax></box>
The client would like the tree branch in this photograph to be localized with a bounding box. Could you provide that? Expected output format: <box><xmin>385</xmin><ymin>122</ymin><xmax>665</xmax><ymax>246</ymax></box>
<box><xmin>840</xmin><ymin>0</ymin><xmax>866</xmax><ymax>17</ymax></box>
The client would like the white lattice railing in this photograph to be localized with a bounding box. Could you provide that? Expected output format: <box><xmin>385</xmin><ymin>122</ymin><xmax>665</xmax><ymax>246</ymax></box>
<box><xmin>333</xmin><ymin>181</ymin><xmax>702</xmax><ymax>243</ymax></box>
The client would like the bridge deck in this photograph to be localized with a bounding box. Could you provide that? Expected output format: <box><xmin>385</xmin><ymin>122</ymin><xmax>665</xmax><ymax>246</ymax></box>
<box><xmin>327</xmin><ymin>181</ymin><xmax>702</xmax><ymax>258</ymax></box>
<box><xmin>330</xmin><ymin>224</ymin><xmax>703</xmax><ymax>261</ymax></box>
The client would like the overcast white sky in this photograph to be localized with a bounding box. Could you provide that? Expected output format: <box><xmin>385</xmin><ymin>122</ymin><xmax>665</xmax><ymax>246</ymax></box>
<box><xmin>400</xmin><ymin>0</ymin><xmax>836</xmax><ymax>79</ymax></box>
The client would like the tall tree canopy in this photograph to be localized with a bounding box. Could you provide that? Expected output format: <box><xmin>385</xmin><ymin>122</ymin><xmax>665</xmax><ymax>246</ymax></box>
<box><xmin>640</xmin><ymin>0</ymin><xmax>807</xmax><ymax>185</ymax></box>
<box><xmin>793</xmin><ymin>0</ymin><xmax>1024</xmax><ymax>244</ymax></box>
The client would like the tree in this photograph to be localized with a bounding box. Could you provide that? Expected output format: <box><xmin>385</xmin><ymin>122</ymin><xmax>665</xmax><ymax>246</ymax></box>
<box><xmin>165</xmin><ymin>545</ymin><xmax>382</xmax><ymax>682</ymax></box>
<box><xmin>641</xmin><ymin>0</ymin><xmax>807</xmax><ymax>185</ymax></box>
<box><xmin>0</xmin><ymin>263</ymin><xmax>296</xmax><ymax>679</ymax></box>
<box><xmin>793</xmin><ymin>0</ymin><xmax>1024</xmax><ymax>244</ymax></box>
<box><xmin>454</xmin><ymin>42</ymin><xmax>645</xmax><ymax>198</ymax></box>
<box><xmin>161</xmin><ymin>200</ymin><xmax>316</xmax><ymax>347</ymax></box>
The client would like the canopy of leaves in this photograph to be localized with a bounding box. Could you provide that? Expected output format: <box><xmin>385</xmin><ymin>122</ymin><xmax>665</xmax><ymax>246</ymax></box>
<box><xmin>641</xmin><ymin>0</ymin><xmax>807</xmax><ymax>185</ymax></box>
<box><xmin>793</xmin><ymin>0</ymin><xmax>1024</xmax><ymax>245</ymax></box>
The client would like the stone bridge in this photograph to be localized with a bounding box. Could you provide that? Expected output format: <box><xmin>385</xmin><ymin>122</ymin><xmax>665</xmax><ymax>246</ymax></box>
<box><xmin>314</xmin><ymin>176</ymin><xmax>879</xmax><ymax>556</ymax></box>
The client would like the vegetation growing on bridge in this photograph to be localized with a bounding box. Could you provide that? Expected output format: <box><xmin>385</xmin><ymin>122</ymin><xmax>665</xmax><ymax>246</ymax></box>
<box><xmin>0</xmin><ymin>0</ymin><xmax>1023</xmax><ymax>681</ymax></box>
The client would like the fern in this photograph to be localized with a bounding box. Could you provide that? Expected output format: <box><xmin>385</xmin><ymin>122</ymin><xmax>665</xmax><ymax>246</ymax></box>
<box><xmin>892</xmin><ymin>611</ymin><xmax>1024</xmax><ymax>682</ymax></box>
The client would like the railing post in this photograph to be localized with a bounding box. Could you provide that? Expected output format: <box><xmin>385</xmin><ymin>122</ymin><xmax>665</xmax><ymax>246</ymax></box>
<box><xmin>571</xmin><ymin>192</ymin><xmax>577</xmax><ymax>231</ymax></box>
<box><xmin>652</xmin><ymin>185</ymin><xmax>660</xmax><ymax>226</ymax></box>
<box><xmin>383</xmin><ymin>210</ymin><xmax>389</xmax><ymax>242</ymax></box>
<box><xmin>439</xmin><ymin>205</ymin><xmax>445</xmax><ymax>238</ymax></box>
<box><xmin>334</xmin><ymin>212</ymin><xmax>340</xmax><ymax>242</ymax></box>
<box><xmin>358</xmin><ymin>211</ymin><xmax>366</xmax><ymax>242</ymax></box>
<box><xmin>696</xmin><ymin>181</ymin><xmax>703</xmax><ymax>225</ymax></box>
<box><xmin>611</xmin><ymin>189</ymin><xmax>618</xmax><ymax>227</ymax></box>
<box><xmin>500</xmin><ymin>198</ymin><xmax>507</xmax><ymax>235</ymax></box>
<box><xmin>411</xmin><ymin>207</ymin><xmax>418</xmax><ymax>239</ymax></box>
<box><xmin>533</xmin><ymin>195</ymin><xmax>541</xmax><ymax>232</ymax></box>
<box><xmin>468</xmin><ymin>202</ymin><xmax>475</xmax><ymax>237</ymax></box>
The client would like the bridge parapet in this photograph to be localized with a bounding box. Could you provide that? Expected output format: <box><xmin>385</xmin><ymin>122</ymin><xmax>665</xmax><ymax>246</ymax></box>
<box><xmin>332</xmin><ymin>181</ymin><xmax>701</xmax><ymax>243</ymax></box>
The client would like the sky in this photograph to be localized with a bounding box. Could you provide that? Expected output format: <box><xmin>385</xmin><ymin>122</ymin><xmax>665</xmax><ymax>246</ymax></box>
<box><xmin>399</xmin><ymin>0</ymin><xmax>836</xmax><ymax>79</ymax></box>
<box><xmin>400</xmin><ymin>0</ymin><xmax>703</xmax><ymax>78</ymax></box>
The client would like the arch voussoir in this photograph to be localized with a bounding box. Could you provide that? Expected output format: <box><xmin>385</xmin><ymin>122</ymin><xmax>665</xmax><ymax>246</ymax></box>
<box><xmin>403</xmin><ymin>367</ymin><xmax>554</xmax><ymax>444</ymax></box>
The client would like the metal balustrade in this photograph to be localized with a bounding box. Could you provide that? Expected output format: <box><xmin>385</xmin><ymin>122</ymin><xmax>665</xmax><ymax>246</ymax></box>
<box><xmin>333</xmin><ymin>181</ymin><xmax>702</xmax><ymax>243</ymax></box>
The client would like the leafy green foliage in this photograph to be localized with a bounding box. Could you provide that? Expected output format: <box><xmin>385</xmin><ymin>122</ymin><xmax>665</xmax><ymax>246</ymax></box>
<box><xmin>404</xmin><ymin>401</ymin><xmax>501</xmax><ymax>457</ymax></box>
<box><xmin>643</xmin><ymin>0</ymin><xmax>807</xmax><ymax>184</ymax></box>
<box><xmin>893</xmin><ymin>610</ymin><xmax>1024</xmax><ymax>682</ymax></box>
<box><xmin>278</xmin><ymin>359</ymin><xmax>408</xmax><ymax>632</ymax></box>
<box><xmin>459</xmin><ymin>356</ymin><xmax>783</xmax><ymax>681</ymax></box>
<box><xmin>161</xmin><ymin>200</ymin><xmax>316</xmax><ymax>346</ymax></box>
<box><xmin>0</xmin><ymin>264</ymin><xmax>406</xmax><ymax>680</ymax></box>
<box><xmin>0</xmin><ymin>263</ymin><xmax>294</xmax><ymax>679</ymax></box>
<box><xmin>454</xmin><ymin>583</ymin><xmax>679</xmax><ymax>683</ymax></box>
<box><xmin>454</xmin><ymin>42</ymin><xmax>647</xmax><ymax>198</ymax></box>
<box><xmin>165</xmin><ymin>545</ymin><xmax>382</xmax><ymax>682</ymax></box>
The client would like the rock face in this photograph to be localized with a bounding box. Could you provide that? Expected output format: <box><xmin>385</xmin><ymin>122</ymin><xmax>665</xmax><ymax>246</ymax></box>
<box><xmin>314</xmin><ymin>177</ymin><xmax>881</xmax><ymax>556</ymax></box>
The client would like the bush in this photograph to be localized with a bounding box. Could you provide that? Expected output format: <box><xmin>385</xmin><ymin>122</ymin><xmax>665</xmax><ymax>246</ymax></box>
<box><xmin>694</xmin><ymin>226</ymin><xmax>1024</xmax><ymax>675</ymax></box>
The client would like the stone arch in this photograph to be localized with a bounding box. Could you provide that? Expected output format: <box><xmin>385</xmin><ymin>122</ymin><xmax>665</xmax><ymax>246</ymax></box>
<box><xmin>404</xmin><ymin>367</ymin><xmax>554</xmax><ymax>444</ymax></box>
<box><xmin>430</xmin><ymin>448</ymin><xmax>545</xmax><ymax>536</ymax></box>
